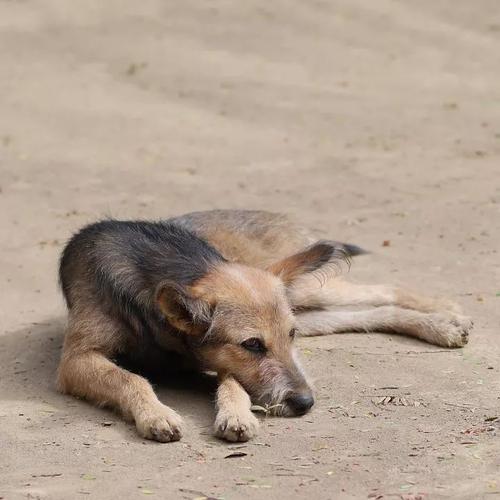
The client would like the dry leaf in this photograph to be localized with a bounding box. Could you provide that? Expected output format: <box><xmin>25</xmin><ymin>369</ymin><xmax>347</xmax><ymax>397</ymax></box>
<box><xmin>224</xmin><ymin>452</ymin><xmax>248</xmax><ymax>459</ymax></box>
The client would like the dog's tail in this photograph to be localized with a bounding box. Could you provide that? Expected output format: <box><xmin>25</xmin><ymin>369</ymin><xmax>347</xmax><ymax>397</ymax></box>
<box><xmin>333</xmin><ymin>242</ymin><xmax>369</xmax><ymax>257</ymax></box>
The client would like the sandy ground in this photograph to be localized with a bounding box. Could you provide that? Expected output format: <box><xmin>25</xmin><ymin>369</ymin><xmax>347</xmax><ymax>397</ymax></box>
<box><xmin>1</xmin><ymin>1</ymin><xmax>499</xmax><ymax>499</ymax></box>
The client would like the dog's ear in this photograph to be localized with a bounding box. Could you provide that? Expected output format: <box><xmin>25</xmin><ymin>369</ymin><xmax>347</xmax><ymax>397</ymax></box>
<box><xmin>267</xmin><ymin>240</ymin><xmax>348</xmax><ymax>286</ymax></box>
<box><xmin>156</xmin><ymin>281</ymin><xmax>213</xmax><ymax>335</ymax></box>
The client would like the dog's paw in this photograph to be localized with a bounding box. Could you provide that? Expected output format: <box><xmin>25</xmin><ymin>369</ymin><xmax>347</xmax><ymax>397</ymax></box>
<box><xmin>135</xmin><ymin>404</ymin><xmax>183</xmax><ymax>443</ymax></box>
<box><xmin>214</xmin><ymin>410</ymin><xmax>259</xmax><ymax>442</ymax></box>
<box><xmin>425</xmin><ymin>313</ymin><xmax>473</xmax><ymax>348</ymax></box>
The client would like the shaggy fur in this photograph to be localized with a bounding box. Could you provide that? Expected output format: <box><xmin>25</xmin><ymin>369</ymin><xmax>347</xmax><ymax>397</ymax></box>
<box><xmin>57</xmin><ymin>210</ymin><xmax>472</xmax><ymax>442</ymax></box>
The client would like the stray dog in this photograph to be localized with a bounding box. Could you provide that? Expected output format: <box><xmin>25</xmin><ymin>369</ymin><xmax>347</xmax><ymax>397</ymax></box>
<box><xmin>57</xmin><ymin>210</ymin><xmax>472</xmax><ymax>442</ymax></box>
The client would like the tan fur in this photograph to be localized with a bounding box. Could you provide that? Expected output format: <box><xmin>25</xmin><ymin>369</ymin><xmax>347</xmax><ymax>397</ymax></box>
<box><xmin>57</xmin><ymin>308</ymin><xmax>184</xmax><ymax>442</ymax></box>
<box><xmin>214</xmin><ymin>375</ymin><xmax>259</xmax><ymax>442</ymax></box>
<box><xmin>287</xmin><ymin>275</ymin><xmax>462</xmax><ymax>314</ymax></box>
<box><xmin>295</xmin><ymin>307</ymin><xmax>472</xmax><ymax>347</ymax></box>
<box><xmin>173</xmin><ymin>210</ymin><xmax>314</xmax><ymax>268</ymax></box>
<box><xmin>189</xmin><ymin>263</ymin><xmax>309</xmax><ymax>412</ymax></box>
<box><xmin>57</xmin><ymin>210</ymin><xmax>472</xmax><ymax>443</ymax></box>
<box><xmin>266</xmin><ymin>243</ymin><xmax>335</xmax><ymax>286</ymax></box>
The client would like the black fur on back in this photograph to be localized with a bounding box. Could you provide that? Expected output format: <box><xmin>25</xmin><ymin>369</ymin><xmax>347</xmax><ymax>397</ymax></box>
<box><xmin>59</xmin><ymin>220</ymin><xmax>226</xmax><ymax>333</ymax></box>
<box><xmin>58</xmin><ymin>216</ymin><xmax>366</xmax><ymax>342</ymax></box>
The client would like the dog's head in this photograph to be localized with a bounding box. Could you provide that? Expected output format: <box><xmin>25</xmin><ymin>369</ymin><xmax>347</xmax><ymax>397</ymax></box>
<box><xmin>156</xmin><ymin>241</ymin><xmax>345</xmax><ymax>417</ymax></box>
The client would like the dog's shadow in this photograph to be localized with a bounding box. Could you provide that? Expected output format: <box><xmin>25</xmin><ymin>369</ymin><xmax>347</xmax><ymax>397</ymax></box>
<box><xmin>0</xmin><ymin>318</ymin><xmax>217</xmax><ymax>441</ymax></box>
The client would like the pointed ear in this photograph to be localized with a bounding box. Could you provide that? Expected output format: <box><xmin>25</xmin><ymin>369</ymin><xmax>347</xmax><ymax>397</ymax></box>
<box><xmin>156</xmin><ymin>281</ymin><xmax>213</xmax><ymax>335</ymax></box>
<box><xmin>266</xmin><ymin>240</ymin><xmax>348</xmax><ymax>286</ymax></box>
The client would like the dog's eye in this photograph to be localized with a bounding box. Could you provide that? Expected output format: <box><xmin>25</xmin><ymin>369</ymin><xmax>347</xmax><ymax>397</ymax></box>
<box><xmin>241</xmin><ymin>337</ymin><xmax>266</xmax><ymax>353</ymax></box>
<box><xmin>289</xmin><ymin>328</ymin><xmax>297</xmax><ymax>339</ymax></box>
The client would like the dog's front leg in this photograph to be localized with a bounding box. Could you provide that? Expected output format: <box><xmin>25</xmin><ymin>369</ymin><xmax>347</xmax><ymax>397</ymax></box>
<box><xmin>214</xmin><ymin>375</ymin><xmax>259</xmax><ymax>442</ymax></box>
<box><xmin>57</xmin><ymin>349</ymin><xmax>183</xmax><ymax>442</ymax></box>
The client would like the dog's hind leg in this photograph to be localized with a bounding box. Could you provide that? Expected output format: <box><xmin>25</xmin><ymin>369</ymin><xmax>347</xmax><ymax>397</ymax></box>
<box><xmin>214</xmin><ymin>375</ymin><xmax>259</xmax><ymax>442</ymax></box>
<box><xmin>295</xmin><ymin>307</ymin><xmax>472</xmax><ymax>347</ymax></box>
<box><xmin>57</xmin><ymin>311</ymin><xmax>183</xmax><ymax>442</ymax></box>
<box><xmin>288</xmin><ymin>275</ymin><xmax>462</xmax><ymax>314</ymax></box>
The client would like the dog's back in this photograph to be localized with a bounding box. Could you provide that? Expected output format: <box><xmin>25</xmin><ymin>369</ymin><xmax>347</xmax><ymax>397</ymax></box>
<box><xmin>168</xmin><ymin>210</ymin><xmax>311</xmax><ymax>268</ymax></box>
<box><xmin>60</xmin><ymin>210</ymin><xmax>363</xmax><ymax>312</ymax></box>
<box><xmin>170</xmin><ymin>210</ymin><xmax>365</xmax><ymax>268</ymax></box>
<box><xmin>58</xmin><ymin>219</ymin><xmax>225</xmax><ymax>339</ymax></box>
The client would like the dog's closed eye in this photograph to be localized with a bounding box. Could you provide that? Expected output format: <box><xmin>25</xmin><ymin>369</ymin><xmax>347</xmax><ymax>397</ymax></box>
<box><xmin>241</xmin><ymin>338</ymin><xmax>266</xmax><ymax>353</ymax></box>
<box><xmin>289</xmin><ymin>328</ymin><xmax>297</xmax><ymax>339</ymax></box>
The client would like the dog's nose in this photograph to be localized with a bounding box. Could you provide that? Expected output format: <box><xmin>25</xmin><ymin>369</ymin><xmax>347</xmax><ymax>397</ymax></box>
<box><xmin>286</xmin><ymin>394</ymin><xmax>315</xmax><ymax>415</ymax></box>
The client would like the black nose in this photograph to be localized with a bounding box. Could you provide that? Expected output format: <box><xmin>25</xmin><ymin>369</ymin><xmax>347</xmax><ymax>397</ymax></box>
<box><xmin>286</xmin><ymin>394</ymin><xmax>315</xmax><ymax>415</ymax></box>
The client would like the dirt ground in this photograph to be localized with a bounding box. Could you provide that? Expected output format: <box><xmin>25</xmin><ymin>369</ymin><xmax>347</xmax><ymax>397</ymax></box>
<box><xmin>1</xmin><ymin>1</ymin><xmax>499</xmax><ymax>499</ymax></box>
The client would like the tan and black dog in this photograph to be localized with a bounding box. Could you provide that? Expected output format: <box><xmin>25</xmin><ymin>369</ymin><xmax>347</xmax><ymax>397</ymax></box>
<box><xmin>57</xmin><ymin>210</ymin><xmax>472</xmax><ymax>442</ymax></box>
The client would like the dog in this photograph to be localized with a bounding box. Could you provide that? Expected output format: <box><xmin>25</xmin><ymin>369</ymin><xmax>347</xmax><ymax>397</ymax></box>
<box><xmin>57</xmin><ymin>209</ymin><xmax>472</xmax><ymax>443</ymax></box>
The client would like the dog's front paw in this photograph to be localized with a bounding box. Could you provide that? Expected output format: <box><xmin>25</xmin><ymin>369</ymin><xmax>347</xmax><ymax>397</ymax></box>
<box><xmin>214</xmin><ymin>410</ymin><xmax>259</xmax><ymax>442</ymax></box>
<box><xmin>135</xmin><ymin>403</ymin><xmax>183</xmax><ymax>443</ymax></box>
<box><xmin>427</xmin><ymin>313</ymin><xmax>473</xmax><ymax>348</ymax></box>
